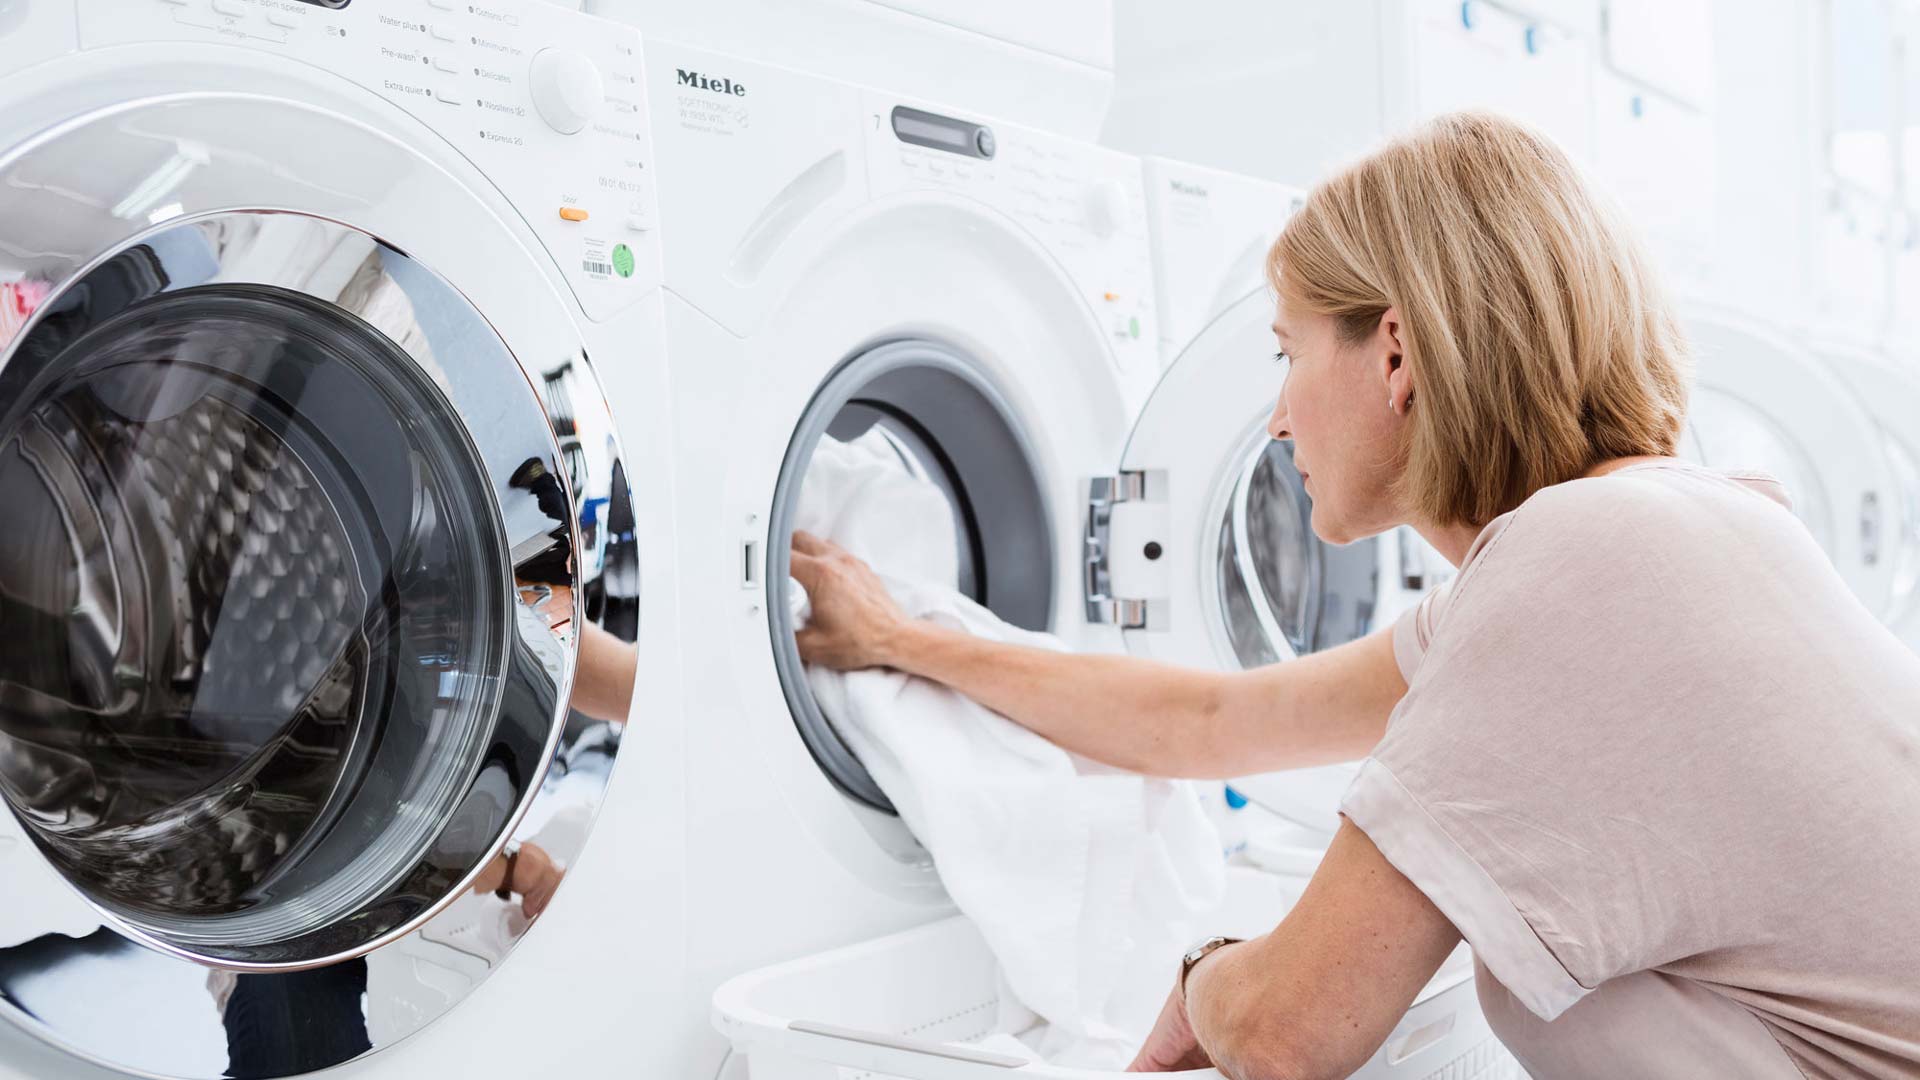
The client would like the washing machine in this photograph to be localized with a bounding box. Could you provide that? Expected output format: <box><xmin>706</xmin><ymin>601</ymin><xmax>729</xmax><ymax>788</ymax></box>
<box><xmin>0</xmin><ymin>2</ymin><xmax>682</xmax><ymax>1077</ymax></box>
<box><xmin>1685</xmin><ymin>307</ymin><xmax>1899</xmax><ymax>616</ymax></box>
<box><xmin>645</xmin><ymin>40</ymin><xmax>1157</xmax><ymax>1076</ymax></box>
<box><xmin>1809</xmin><ymin>339</ymin><xmax>1920</xmax><ymax>646</ymax></box>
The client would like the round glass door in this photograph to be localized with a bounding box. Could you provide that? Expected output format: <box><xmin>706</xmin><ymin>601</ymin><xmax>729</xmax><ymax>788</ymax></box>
<box><xmin>0</xmin><ymin>212</ymin><xmax>578</xmax><ymax>970</ymax></box>
<box><xmin>0</xmin><ymin>283</ymin><xmax>506</xmax><ymax>955</ymax></box>
<box><xmin>1209</xmin><ymin>427</ymin><xmax>1386</xmax><ymax>671</ymax></box>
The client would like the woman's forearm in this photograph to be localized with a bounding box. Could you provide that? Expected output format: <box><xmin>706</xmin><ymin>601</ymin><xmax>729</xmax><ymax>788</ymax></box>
<box><xmin>571</xmin><ymin>622</ymin><xmax>638</xmax><ymax>724</ymax></box>
<box><xmin>872</xmin><ymin>619</ymin><xmax>1403</xmax><ymax>779</ymax></box>
<box><xmin>1182</xmin><ymin>823</ymin><xmax>1462</xmax><ymax>1080</ymax></box>
<box><xmin>873</xmin><ymin>618</ymin><xmax>1243</xmax><ymax>777</ymax></box>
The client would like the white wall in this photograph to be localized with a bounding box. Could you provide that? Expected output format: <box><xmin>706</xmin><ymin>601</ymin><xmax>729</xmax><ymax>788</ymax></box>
<box><xmin>1103</xmin><ymin>0</ymin><xmax>1908</xmax><ymax>348</ymax></box>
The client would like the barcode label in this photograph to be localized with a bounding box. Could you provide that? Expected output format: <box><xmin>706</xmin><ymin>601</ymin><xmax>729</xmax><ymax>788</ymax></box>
<box><xmin>582</xmin><ymin>259</ymin><xmax>613</xmax><ymax>275</ymax></box>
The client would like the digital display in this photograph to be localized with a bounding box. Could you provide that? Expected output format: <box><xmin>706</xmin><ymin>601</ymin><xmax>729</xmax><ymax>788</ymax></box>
<box><xmin>894</xmin><ymin>113</ymin><xmax>970</xmax><ymax>151</ymax></box>
<box><xmin>891</xmin><ymin>106</ymin><xmax>995</xmax><ymax>160</ymax></box>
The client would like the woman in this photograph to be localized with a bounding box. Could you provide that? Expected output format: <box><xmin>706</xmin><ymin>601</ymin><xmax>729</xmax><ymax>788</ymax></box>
<box><xmin>789</xmin><ymin>112</ymin><xmax>1920</xmax><ymax>1078</ymax></box>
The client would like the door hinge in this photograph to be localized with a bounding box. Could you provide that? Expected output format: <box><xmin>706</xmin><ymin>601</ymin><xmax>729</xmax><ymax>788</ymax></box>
<box><xmin>1084</xmin><ymin>470</ymin><xmax>1169</xmax><ymax>629</ymax></box>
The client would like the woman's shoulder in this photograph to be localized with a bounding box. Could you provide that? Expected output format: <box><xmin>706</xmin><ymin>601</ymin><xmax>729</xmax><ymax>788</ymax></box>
<box><xmin>1453</xmin><ymin>459</ymin><xmax>1802</xmax><ymax>591</ymax></box>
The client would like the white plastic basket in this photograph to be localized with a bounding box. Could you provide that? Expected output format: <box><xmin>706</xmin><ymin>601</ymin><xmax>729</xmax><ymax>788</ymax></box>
<box><xmin>713</xmin><ymin>868</ymin><xmax>1519</xmax><ymax>1079</ymax></box>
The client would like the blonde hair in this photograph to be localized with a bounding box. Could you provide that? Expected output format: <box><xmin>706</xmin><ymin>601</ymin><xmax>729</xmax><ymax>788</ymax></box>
<box><xmin>1269</xmin><ymin>110</ymin><xmax>1691</xmax><ymax>528</ymax></box>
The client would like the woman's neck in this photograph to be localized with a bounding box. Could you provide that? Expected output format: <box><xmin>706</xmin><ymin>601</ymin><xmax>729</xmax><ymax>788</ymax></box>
<box><xmin>1412</xmin><ymin>521</ymin><xmax>1484</xmax><ymax>569</ymax></box>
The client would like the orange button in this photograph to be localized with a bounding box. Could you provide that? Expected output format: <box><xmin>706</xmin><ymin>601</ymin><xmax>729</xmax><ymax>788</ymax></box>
<box><xmin>1103</xmin><ymin>291</ymin><xmax>1120</xmax><ymax>302</ymax></box>
<box><xmin>559</xmin><ymin>206</ymin><xmax>590</xmax><ymax>222</ymax></box>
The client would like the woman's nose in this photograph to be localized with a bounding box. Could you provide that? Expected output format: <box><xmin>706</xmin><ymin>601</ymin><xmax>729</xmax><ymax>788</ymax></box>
<box><xmin>1267</xmin><ymin>396</ymin><xmax>1291</xmax><ymax>441</ymax></box>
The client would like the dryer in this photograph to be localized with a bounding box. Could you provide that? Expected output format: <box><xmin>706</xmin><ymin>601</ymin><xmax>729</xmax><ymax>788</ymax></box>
<box><xmin>1685</xmin><ymin>307</ymin><xmax>1899</xmax><ymax>615</ymax></box>
<box><xmin>0</xmin><ymin>2</ymin><xmax>680</xmax><ymax>1077</ymax></box>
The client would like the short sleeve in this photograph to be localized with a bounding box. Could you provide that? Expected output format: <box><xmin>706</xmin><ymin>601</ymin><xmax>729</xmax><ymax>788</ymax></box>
<box><xmin>1341</xmin><ymin>492</ymin><xmax>1701</xmax><ymax>1022</ymax></box>
<box><xmin>1389</xmin><ymin>579</ymin><xmax>1453</xmax><ymax>684</ymax></box>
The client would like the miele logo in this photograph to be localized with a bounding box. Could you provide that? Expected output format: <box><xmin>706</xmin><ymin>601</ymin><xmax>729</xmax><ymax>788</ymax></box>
<box><xmin>677</xmin><ymin>70</ymin><xmax>746</xmax><ymax>97</ymax></box>
<box><xmin>1169</xmin><ymin>179</ymin><xmax>1209</xmax><ymax>198</ymax></box>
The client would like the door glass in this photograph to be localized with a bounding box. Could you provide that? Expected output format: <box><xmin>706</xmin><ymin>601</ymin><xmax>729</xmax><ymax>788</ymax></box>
<box><xmin>0</xmin><ymin>284</ymin><xmax>507</xmax><ymax>954</ymax></box>
<box><xmin>1216</xmin><ymin>439</ymin><xmax>1319</xmax><ymax>667</ymax></box>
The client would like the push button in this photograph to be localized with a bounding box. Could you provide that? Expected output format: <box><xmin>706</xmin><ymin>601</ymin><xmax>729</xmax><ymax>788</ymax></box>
<box><xmin>559</xmin><ymin>207</ymin><xmax>590</xmax><ymax>222</ymax></box>
<box><xmin>210</xmin><ymin>0</ymin><xmax>246</xmax><ymax>14</ymax></box>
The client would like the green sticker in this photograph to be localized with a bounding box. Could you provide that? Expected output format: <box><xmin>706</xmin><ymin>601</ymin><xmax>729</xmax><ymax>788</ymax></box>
<box><xmin>1128</xmin><ymin>315</ymin><xmax>1141</xmax><ymax>340</ymax></box>
<box><xmin>611</xmin><ymin>243</ymin><xmax>635</xmax><ymax>279</ymax></box>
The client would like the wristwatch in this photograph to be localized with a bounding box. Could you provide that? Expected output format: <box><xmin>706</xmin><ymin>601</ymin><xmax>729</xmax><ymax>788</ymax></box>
<box><xmin>1180</xmin><ymin>935</ymin><xmax>1242</xmax><ymax>1001</ymax></box>
<box><xmin>494</xmin><ymin>841</ymin><xmax>522</xmax><ymax>901</ymax></box>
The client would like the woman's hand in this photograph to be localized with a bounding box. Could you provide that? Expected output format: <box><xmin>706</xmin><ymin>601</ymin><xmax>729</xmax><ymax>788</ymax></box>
<box><xmin>1128</xmin><ymin>981</ymin><xmax>1214</xmax><ymax>1072</ymax></box>
<box><xmin>789</xmin><ymin>530</ymin><xmax>911</xmax><ymax>671</ymax></box>
<box><xmin>511</xmin><ymin>843</ymin><xmax>564</xmax><ymax>919</ymax></box>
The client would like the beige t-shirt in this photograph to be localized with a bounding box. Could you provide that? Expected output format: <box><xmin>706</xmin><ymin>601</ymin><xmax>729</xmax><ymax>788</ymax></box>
<box><xmin>1340</xmin><ymin>461</ymin><xmax>1920</xmax><ymax>1079</ymax></box>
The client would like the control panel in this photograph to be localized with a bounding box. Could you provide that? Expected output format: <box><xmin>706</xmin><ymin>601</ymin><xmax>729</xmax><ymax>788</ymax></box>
<box><xmin>78</xmin><ymin>0</ymin><xmax>660</xmax><ymax>322</ymax></box>
<box><xmin>862</xmin><ymin>90</ymin><xmax>1160</xmax><ymax>383</ymax></box>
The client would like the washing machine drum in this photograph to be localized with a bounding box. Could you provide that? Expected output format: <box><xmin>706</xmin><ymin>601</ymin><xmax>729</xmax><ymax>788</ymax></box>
<box><xmin>0</xmin><ymin>283</ymin><xmax>507</xmax><ymax>957</ymax></box>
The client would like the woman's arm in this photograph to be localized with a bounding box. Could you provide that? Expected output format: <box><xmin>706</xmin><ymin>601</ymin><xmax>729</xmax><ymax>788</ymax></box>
<box><xmin>570</xmin><ymin>621</ymin><xmax>638</xmax><ymax>724</ymax></box>
<box><xmin>1133</xmin><ymin>819</ymin><xmax>1462</xmax><ymax>1078</ymax></box>
<box><xmin>791</xmin><ymin>531</ymin><xmax>1407</xmax><ymax>778</ymax></box>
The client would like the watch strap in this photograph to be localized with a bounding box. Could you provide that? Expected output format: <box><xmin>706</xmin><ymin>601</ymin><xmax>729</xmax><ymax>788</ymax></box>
<box><xmin>1180</xmin><ymin>935</ymin><xmax>1242</xmax><ymax>1001</ymax></box>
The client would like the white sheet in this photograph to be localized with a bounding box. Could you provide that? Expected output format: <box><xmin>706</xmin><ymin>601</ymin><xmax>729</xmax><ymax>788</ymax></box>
<box><xmin>791</xmin><ymin>431</ymin><xmax>1225</xmax><ymax>1067</ymax></box>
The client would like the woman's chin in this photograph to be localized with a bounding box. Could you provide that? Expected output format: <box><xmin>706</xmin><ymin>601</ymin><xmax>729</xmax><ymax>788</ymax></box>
<box><xmin>1307</xmin><ymin>507</ymin><xmax>1349</xmax><ymax>545</ymax></box>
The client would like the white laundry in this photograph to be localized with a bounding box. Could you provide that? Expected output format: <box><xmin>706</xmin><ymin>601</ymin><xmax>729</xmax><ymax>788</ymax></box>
<box><xmin>791</xmin><ymin>431</ymin><xmax>1225</xmax><ymax>1068</ymax></box>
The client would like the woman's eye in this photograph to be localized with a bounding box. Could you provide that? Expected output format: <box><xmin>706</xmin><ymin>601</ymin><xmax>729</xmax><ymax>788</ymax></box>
<box><xmin>1273</xmin><ymin>350</ymin><xmax>1291</xmax><ymax>365</ymax></box>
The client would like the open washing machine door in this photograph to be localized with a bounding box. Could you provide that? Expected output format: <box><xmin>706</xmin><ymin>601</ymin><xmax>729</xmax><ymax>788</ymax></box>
<box><xmin>1686</xmin><ymin>310</ymin><xmax>1898</xmax><ymax>615</ymax></box>
<box><xmin>1086</xmin><ymin>287</ymin><xmax>1417</xmax><ymax>843</ymax></box>
<box><xmin>0</xmin><ymin>91</ymin><xmax>633</xmax><ymax>1078</ymax></box>
<box><xmin>1092</xmin><ymin>289</ymin><xmax>1393</xmax><ymax>670</ymax></box>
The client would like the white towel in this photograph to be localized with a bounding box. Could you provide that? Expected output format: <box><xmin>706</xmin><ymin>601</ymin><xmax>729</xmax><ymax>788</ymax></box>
<box><xmin>791</xmin><ymin>432</ymin><xmax>1226</xmax><ymax>1067</ymax></box>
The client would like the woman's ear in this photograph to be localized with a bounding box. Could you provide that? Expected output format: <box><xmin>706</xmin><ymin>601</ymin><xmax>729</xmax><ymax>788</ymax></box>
<box><xmin>1379</xmin><ymin>307</ymin><xmax>1415</xmax><ymax>415</ymax></box>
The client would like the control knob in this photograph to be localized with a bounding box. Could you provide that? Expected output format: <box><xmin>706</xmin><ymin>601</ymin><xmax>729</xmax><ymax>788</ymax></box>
<box><xmin>529</xmin><ymin>48</ymin><xmax>605</xmax><ymax>135</ymax></box>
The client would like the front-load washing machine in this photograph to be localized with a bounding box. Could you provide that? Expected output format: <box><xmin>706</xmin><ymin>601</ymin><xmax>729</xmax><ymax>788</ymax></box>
<box><xmin>645</xmin><ymin>40</ymin><xmax>1158</xmax><ymax>1076</ymax></box>
<box><xmin>1685</xmin><ymin>307</ymin><xmax>1899</xmax><ymax>615</ymax></box>
<box><xmin>1811</xmin><ymin>339</ymin><xmax>1920</xmax><ymax>646</ymax></box>
<box><xmin>0</xmin><ymin>2</ymin><xmax>682</xmax><ymax>1077</ymax></box>
<box><xmin>646</xmin><ymin>45</ymin><xmax>1505</xmax><ymax>1078</ymax></box>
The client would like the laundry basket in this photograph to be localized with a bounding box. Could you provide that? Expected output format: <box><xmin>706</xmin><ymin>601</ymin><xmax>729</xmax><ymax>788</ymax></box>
<box><xmin>712</xmin><ymin>868</ymin><xmax>1520</xmax><ymax>1080</ymax></box>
